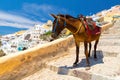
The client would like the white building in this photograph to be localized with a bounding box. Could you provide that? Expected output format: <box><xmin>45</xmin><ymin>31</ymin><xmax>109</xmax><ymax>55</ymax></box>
<box><xmin>1</xmin><ymin>20</ymin><xmax>53</xmax><ymax>55</ymax></box>
<box><xmin>23</xmin><ymin>20</ymin><xmax>52</xmax><ymax>41</ymax></box>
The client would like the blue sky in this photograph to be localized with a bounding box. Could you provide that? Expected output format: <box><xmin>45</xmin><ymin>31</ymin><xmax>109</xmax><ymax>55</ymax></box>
<box><xmin>0</xmin><ymin>0</ymin><xmax>119</xmax><ymax>29</ymax></box>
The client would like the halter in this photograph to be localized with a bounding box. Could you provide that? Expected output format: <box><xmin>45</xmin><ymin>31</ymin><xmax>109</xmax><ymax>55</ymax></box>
<box><xmin>53</xmin><ymin>15</ymin><xmax>66</xmax><ymax>33</ymax></box>
<box><xmin>53</xmin><ymin>18</ymin><xmax>58</xmax><ymax>33</ymax></box>
<box><xmin>53</xmin><ymin>15</ymin><xmax>82</xmax><ymax>35</ymax></box>
<box><xmin>64</xmin><ymin>15</ymin><xmax>66</xmax><ymax>27</ymax></box>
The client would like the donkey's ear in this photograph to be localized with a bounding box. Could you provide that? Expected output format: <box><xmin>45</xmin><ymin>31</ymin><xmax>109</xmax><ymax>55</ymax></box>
<box><xmin>51</xmin><ymin>14</ymin><xmax>57</xmax><ymax>18</ymax></box>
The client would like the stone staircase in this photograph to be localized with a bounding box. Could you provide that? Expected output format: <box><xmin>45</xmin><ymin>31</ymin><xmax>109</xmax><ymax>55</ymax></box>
<box><xmin>22</xmin><ymin>21</ymin><xmax>120</xmax><ymax>80</ymax></box>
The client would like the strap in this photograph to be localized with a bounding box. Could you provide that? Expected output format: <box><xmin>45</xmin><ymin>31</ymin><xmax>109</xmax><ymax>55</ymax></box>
<box><xmin>73</xmin><ymin>23</ymin><xmax>82</xmax><ymax>34</ymax></box>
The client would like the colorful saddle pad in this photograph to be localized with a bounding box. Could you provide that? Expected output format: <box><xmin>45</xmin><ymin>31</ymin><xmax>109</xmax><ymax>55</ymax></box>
<box><xmin>84</xmin><ymin>21</ymin><xmax>101</xmax><ymax>35</ymax></box>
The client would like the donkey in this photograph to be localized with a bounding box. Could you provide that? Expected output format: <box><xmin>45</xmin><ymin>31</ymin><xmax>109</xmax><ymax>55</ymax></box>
<box><xmin>51</xmin><ymin>14</ymin><xmax>101</xmax><ymax>70</ymax></box>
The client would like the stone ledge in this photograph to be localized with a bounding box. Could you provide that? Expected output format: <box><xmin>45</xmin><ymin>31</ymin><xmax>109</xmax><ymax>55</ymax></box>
<box><xmin>0</xmin><ymin>35</ymin><xmax>75</xmax><ymax>80</ymax></box>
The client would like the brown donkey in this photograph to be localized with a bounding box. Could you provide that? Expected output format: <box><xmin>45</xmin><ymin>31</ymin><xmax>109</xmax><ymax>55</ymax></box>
<box><xmin>51</xmin><ymin>14</ymin><xmax>101</xmax><ymax>70</ymax></box>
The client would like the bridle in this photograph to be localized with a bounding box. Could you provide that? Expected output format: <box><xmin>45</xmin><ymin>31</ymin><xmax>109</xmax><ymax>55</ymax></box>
<box><xmin>52</xmin><ymin>15</ymin><xmax>66</xmax><ymax>33</ymax></box>
<box><xmin>53</xmin><ymin>15</ymin><xmax>82</xmax><ymax>35</ymax></box>
<box><xmin>53</xmin><ymin>17</ymin><xmax>58</xmax><ymax>33</ymax></box>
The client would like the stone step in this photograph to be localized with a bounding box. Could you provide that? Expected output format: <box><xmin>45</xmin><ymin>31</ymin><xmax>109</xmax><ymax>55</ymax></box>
<box><xmin>22</xmin><ymin>69</ymin><xmax>82</xmax><ymax>80</ymax></box>
<box><xmin>98</xmin><ymin>39</ymin><xmax>120</xmax><ymax>46</ymax></box>
<box><xmin>97</xmin><ymin>46</ymin><xmax>120</xmax><ymax>56</ymax></box>
<box><xmin>102</xmin><ymin>26</ymin><xmax>120</xmax><ymax>35</ymax></box>
<box><xmin>69</xmin><ymin>44</ymin><xmax>120</xmax><ymax>57</ymax></box>
<box><xmin>100</xmin><ymin>35</ymin><xmax>120</xmax><ymax>39</ymax></box>
<box><xmin>44</xmin><ymin>49</ymin><xmax>120</xmax><ymax>80</ymax></box>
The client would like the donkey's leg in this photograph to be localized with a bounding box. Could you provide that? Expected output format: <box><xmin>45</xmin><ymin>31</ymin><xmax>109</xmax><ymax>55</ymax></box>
<box><xmin>88</xmin><ymin>42</ymin><xmax>91</xmax><ymax>57</ymax></box>
<box><xmin>73</xmin><ymin>41</ymin><xmax>80</xmax><ymax>67</ymax></box>
<box><xmin>94</xmin><ymin>39</ymin><xmax>99</xmax><ymax>60</ymax></box>
<box><xmin>84</xmin><ymin>42</ymin><xmax>90</xmax><ymax>70</ymax></box>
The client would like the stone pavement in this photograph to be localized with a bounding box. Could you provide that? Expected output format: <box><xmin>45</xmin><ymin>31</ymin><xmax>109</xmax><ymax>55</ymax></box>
<box><xmin>23</xmin><ymin>21</ymin><xmax>120</xmax><ymax>80</ymax></box>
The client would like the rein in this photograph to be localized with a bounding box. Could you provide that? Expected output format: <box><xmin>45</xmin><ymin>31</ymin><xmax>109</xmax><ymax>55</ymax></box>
<box><xmin>73</xmin><ymin>23</ymin><xmax>82</xmax><ymax>34</ymax></box>
<box><xmin>63</xmin><ymin>15</ymin><xmax>82</xmax><ymax>34</ymax></box>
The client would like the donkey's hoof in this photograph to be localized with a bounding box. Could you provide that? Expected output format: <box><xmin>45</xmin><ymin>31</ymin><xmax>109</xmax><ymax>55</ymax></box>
<box><xmin>73</xmin><ymin>63</ymin><xmax>78</xmax><ymax>67</ymax></box>
<box><xmin>85</xmin><ymin>66</ymin><xmax>90</xmax><ymax>70</ymax></box>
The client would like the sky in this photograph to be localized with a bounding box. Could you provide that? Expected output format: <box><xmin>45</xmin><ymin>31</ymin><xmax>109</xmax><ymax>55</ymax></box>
<box><xmin>0</xmin><ymin>0</ymin><xmax>119</xmax><ymax>29</ymax></box>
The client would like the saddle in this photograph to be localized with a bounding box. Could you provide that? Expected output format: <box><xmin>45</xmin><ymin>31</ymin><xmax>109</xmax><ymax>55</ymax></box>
<box><xmin>80</xmin><ymin>17</ymin><xmax>101</xmax><ymax>35</ymax></box>
<box><xmin>86</xmin><ymin>18</ymin><xmax>96</xmax><ymax>30</ymax></box>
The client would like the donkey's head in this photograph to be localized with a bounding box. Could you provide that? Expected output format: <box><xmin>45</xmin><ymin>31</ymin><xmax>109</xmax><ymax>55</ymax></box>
<box><xmin>51</xmin><ymin>14</ymin><xmax>66</xmax><ymax>39</ymax></box>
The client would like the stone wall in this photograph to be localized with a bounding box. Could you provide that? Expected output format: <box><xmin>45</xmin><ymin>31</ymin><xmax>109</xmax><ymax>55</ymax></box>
<box><xmin>0</xmin><ymin>35</ymin><xmax>75</xmax><ymax>80</ymax></box>
<box><xmin>101</xmin><ymin>22</ymin><xmax>113</xmax><ymax>32</ymax></box>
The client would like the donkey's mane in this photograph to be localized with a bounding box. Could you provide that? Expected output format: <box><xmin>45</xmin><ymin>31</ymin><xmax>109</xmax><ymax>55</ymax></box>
<box><xmin>57</xmin><ymin>14</ymin><xmax>76</xmax><ymax>19</ymax></box>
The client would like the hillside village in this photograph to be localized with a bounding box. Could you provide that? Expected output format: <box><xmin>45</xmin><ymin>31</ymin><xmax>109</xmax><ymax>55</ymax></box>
<box><xmin>0</xmin><ymin>5</ymin><xmax>120</xmax><ymax>56</ymax></box>
<box><xmin>0</xmin><ymin>20</ymin><xmax>52</xmax><ymax>55</ymax></box>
